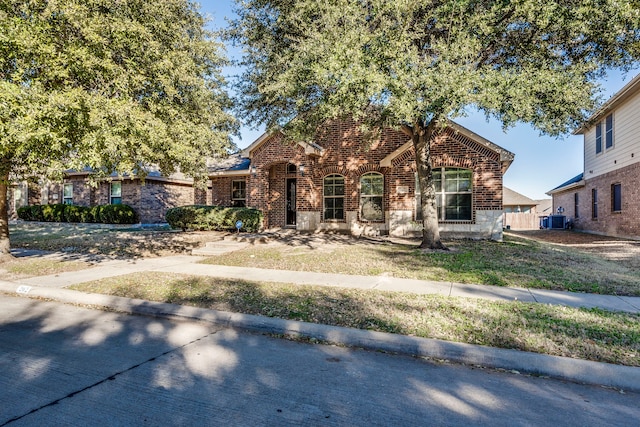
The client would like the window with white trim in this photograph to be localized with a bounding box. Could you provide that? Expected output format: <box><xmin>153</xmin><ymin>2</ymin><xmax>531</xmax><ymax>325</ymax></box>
<box><xmin>323</xmin><ymin>174</ymin><xmax>345</xmax><ymax>220</ymax></box>
<box><xmin>63</xmin><ymin>183</ymin><xmax>73</xmax><ymax>205</ymax></box>
<box><xmin>110</xmin><ymin>181</ymin><xmax>122</xmax><ymax>205</ymax></box>
<box><xmin>595</xmin><ymin>113</ymin><xmax>614</xmax><ymax>154</ymax></box>
<box><xmin>231</xmin><ymin>180</ymin><xmax>246</xmax><ymax>207</ymax></box>
<box><xmin>605</xmin><ymin>114</ymin><xmax>614</xmax><ymax>149</ymax></box>
<box><xmin>360</xmin><ymin>172</ymin><xmax>383</xmax><ymax>221</ymax></box>
<box><xmin>416</xmin><ymin>168</ymin><xmax>472</xmax><ymax>221</ymax></box>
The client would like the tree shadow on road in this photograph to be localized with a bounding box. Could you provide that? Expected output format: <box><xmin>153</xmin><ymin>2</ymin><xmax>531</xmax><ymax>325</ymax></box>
<box><xmin>2</xmin><ymin>296</ymin><xmax>639</xmax><ymax>425</ymax></box>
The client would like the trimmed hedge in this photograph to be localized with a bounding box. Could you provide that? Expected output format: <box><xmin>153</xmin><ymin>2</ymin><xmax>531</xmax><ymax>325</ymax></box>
<box><xmin>17</xmin><ymin>205</ymin><xmax>43</xmax><ymax>222</ymax></box>
<box><xmin>166</xmin><ymin>205</ymin><xmax>263</xmax><ymax>232</ymax></box>
<box><xmin>16</xmin><ymin>204</ymin><xmax>138</xmax><ymax>224</ymax></box>
<box><xmin>98</xmin><ymin>204</ymin><xmax>138</xmax><ymax>224</ymax></box>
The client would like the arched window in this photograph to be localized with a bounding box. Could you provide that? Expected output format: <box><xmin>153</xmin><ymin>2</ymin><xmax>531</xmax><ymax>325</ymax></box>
<box><xmin>360</xmin><ymin>172</ymin><xmax>383</xmax><ymax>221</ymax></box>
<box><xmin>323</xmin><ymin>174</ymin><xmax>345</xmax><ymax>220</ymax></box>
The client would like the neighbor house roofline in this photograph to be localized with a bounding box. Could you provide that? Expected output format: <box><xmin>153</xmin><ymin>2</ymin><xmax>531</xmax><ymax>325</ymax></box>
<box><xmin>503</xmin><ymin>187</ymin><xmax>537</xmax><ymax>206</ymax></box>
<box><xmin>573</xmin><ymin>73</ymin><xmax>640</xmax><ymax>135</ymax></box>
<box><xmin>546</xmin><ymin>173</ymin><xmax>585</xmax><ymax>195</ymax></box>
<box><xmin>64</xmin><ymin>170</ymin><xmax>194</xmax><ymax>186</ymax></box>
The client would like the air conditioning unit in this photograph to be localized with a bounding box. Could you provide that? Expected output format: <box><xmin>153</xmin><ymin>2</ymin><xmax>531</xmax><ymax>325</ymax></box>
<box><xmin>548</xmin><ymin>215</ymin><xmax>566</xmax><ymax>229</ymax></box>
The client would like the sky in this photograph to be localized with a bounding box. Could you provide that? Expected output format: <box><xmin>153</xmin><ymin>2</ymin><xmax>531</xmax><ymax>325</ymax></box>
<box><xmin>199</xmin><ymin>0</ymin><xmax>638</xmax><ymax>200</ymax></box>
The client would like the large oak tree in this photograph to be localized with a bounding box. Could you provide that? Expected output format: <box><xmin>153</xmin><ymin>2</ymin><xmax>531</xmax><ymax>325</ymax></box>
<box><xmin>229</xmin><ymin>0</ymin><xmax>639</xmax><ymax>248</ymax></box>
<box><xmin>0</xmin><ymin>0</ymin><xmax>236</xmax><ymax>257</ymax></box>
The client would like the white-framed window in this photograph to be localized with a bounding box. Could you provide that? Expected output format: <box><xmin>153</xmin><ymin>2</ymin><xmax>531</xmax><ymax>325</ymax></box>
<box><xmin>63</xmin><ymin>183</ymin><xmax>73</xmax><ymax>205</ymax></box>
<box><xmin>231</xmin><ymin>180</ymin><xmax>246</xmax><ymax>207</ymax></box>
<box><xmin>110</xmin><ymin>181</ymin><xmax>122</xmax><ymax>205</ymax></box>
<box><xmin>359</xmin><ymin>172</ymin><xmax>383</xmax><ymax>221</ymax></box>
<box><xmin>416</xmin><ymin>168</ymin><xmax>473</xmax><ymax>221</ymax></box>
<box><xmin>595</xmin><ymin>113</ymin><xmax>614</xmax><ymax>154</ymax></box>
<box><xmin>323</xmin><ymin>174</ymin><xmax>345</xmax><ymax>220</ymax></box>
<box><xmin>605</xmin><ymin>113</ymin><xmax>614</xmax><ymax>149</ymax></box>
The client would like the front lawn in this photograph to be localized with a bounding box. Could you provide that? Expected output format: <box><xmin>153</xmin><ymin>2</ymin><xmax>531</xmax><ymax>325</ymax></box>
<box><xmin>201</xmin><ymin>235</ymin><xmax>640</xmax><ymax>296</ymax></box>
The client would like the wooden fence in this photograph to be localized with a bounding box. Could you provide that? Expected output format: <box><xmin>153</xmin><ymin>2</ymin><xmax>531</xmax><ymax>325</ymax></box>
<box><xmin>504</xmin><ymin>212</ymin><xmax>540</xmax><ymax>230</ymax></box>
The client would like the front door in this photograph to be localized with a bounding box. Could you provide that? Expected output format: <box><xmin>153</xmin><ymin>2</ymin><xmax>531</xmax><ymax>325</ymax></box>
<box><xmin>286</xmin><ymin>178</ymin><xmax>296</xmax><ymax>226</ymax></box>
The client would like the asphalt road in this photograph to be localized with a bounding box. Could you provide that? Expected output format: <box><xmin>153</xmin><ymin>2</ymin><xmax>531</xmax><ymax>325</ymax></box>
<box><xmin>1</xmin><ymin>295</ymin><xmax>638</xmax><ymax>426</ymax></box>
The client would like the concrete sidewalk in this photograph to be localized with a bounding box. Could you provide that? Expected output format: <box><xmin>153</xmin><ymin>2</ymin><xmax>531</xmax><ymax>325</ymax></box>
<box><xmin>11</xmin><ymin>253</ymin><xmax>640</xmax><ymax>314</ymax></box>
<box><xmin>2</xmin><ymin>248</ymin><xmax>640</xmax><ymax>392</ymax></box>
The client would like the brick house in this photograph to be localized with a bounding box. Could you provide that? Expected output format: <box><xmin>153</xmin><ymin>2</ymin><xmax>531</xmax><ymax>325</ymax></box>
<box><xmin>547</xmin><ymin>73</ymin><xmax>640</xmax><ymax>239</ymax></box>
<box><xmin>210</xmin><ymin>119</ymin><xmax>514</xmax><ymax>239</ymax></box>
<box><xmin>9</xmin><ymin>171</ymin><xmax>202</xmax><ymax>224</ymax></box>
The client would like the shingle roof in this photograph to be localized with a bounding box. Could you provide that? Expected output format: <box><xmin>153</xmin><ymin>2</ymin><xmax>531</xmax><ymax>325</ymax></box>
<box><xmin>207</xmin><ymin>153</ymin><xmax>251</xmax><ymax>173</ymax></box>
<box><xmin>503</xmin><ymin>187</ymin><xmax>537</xmax><ymax>206</ymax></box>
<box><xmin>546</xmin><ymin>173</ymin><xmax>585</xmax><ymax>194</ymax></box>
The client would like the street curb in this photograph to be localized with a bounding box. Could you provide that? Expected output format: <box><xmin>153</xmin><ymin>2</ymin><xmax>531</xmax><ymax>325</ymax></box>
<box><xmin>2</xmin><ymin>281</ymin><xmax>639</xmax><ymax>392</ymax></box>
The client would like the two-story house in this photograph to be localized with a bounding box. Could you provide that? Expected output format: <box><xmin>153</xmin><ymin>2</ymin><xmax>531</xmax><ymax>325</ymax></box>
<box><xmin>547</xmin><ymin>74</ymin><xmax>640</xmax><ymax>238</ymax></box>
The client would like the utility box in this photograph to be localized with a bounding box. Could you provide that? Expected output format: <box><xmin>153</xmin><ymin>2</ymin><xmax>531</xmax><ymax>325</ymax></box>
<box><xmin>549</xmin><ymin>215</ymin><xmax>566</xmax><ymax>229</ymax></box>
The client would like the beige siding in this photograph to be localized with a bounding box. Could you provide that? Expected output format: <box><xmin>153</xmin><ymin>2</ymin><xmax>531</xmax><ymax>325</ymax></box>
<box><xmin>584</xmin><ymin>92</ymin><xmax>640</xmax><ymax>178</ymax></box>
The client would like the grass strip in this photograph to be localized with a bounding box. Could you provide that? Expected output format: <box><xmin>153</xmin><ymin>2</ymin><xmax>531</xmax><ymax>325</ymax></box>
<box><xmin>0</xmin><ymin>258</ymin><xmax>92</xmax><ymax>280</ymax></box>
<box><xmin>71</xmin><ymin>272</ymin><xmax>640</xmax><ymax>367</ymax></box>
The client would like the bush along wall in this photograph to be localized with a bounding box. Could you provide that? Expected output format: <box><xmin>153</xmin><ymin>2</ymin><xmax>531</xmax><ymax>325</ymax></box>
<box><xmin>17</xmin><ymin>204</ymin><xmax>138</xmax><ymax>224</ymax></box>
<box><xmin>166</xmin><ymin>205</ymin><xmax>263</xmax><ymax>232</ymax></box>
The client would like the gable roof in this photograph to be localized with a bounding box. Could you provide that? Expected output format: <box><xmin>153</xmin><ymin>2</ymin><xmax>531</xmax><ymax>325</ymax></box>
<box><xmin>546</xmin><ymin>173</ymin><xmax>585</xmax><ymax>195</ymax></box>
<box><xmin>503</xmin><ymin>187</ymin><xmax>537</xmax><ymax>207</ymax></box>
<box><xmin>211</xmin><ymin>119</ymin><xmax>514</xmax><ymax>176</ymax></box>
<box><xmin>240</xmin><ymin>130</ymin><xmax>324</xmax><ymax>158</ymax></box>
<box><xmin>380</xmin><ymin>121</ymin><xmax>515</xmax><ymax>173</ymax></box>
<box><xmin>574</xmin><ymin>73</ymin><xmax>640</xmax><ymax>135</ymax></box>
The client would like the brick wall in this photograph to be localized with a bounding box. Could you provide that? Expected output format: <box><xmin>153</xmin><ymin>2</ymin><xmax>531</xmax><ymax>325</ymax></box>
<box><xmin>240</xmin><ymin>119</ymin><xmax>505</xmax><ymax>232</ymax></box>
<box><xmin>63</xmin><ymin>178</ymin><xmax>195</xmax><ymax>224</ymax></box>
<box><xmin>211</xmin><ymin>177</ymin><xmax>236</xmax><ymax>206</ymax></box>
<box><xmin>553</xmin><ymin>162</ymin><xmax>640</xmax><ymax>238</ymax></box>
<box><xmin>132</xmin><ymin>180</ymin><xmax>194</xmax><ymax>223</ymax></box>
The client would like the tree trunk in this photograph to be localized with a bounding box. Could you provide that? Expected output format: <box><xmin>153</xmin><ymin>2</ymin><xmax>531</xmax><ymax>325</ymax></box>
<box><xmin>0</xmin><ymin>168</ymin><xmax>13</xmax><ymax>260</ymax></box>
<box><xmin>411</xmin><ymin>120</ymin><xmax>447</xmax><ymax>250</ymax></box>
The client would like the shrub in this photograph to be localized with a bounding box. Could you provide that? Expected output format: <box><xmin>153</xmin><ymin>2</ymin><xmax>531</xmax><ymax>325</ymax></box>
<box><xmin>41</xmin><ymin>204</ymin><xmax>66</xmax><ymax>222</ymax></box>
<box><xmin>89</xmin><ymin>205</ymin><xmax>102</xmax><ymax>223</ymax></box>
<box><xmin>15</xmin><ymin>203</ymin><xmax>137</xmax><ymax>224</ymax></box>
<box><xmin>17</xmin><ymin>205</ymin><xmax>38</xmax><ymax>221</ymax></box>
<box><xmin>166</xmin><ymin>205</ymin><xmax>263</xmax><ymax>232</ymax></box>
<box><xmin>63</xmin><ymin>205</ymin><xmax>91</xmax><ymax>223</ymax></box>
<box><xmin>80</xmin><ymin>206</ymin><xmax>96</xmax><ymax>223</ymax></box>
<box><xmin>26</xmin><ymin>205</ymin><xmax>44</xmax><ymax>221</ymax></box>
<box><xmin>98</xmin><ymin>204</ymin><xmax>138</xmax><ymax>224</ymax></box>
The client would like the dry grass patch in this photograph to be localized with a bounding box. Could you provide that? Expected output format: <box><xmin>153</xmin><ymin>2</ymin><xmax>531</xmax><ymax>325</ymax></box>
<box><xmin>71</xmin><ymin>272</ymin><xmax>640</xmax><ymax>366</ymax></box>
<box><xmin>0</xmin><ymin>258</ymin><xmax>93</xmax><ymax>280</ymax></box>
<box><xmin>202</xmin><ymin>236</ymin><xmax>640</xmax><ymax>295</ymax></box>
<box><xmin>10</xmin><ymin>223</ymin><xmax>225</xmax><ymax>258</ymax></box>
